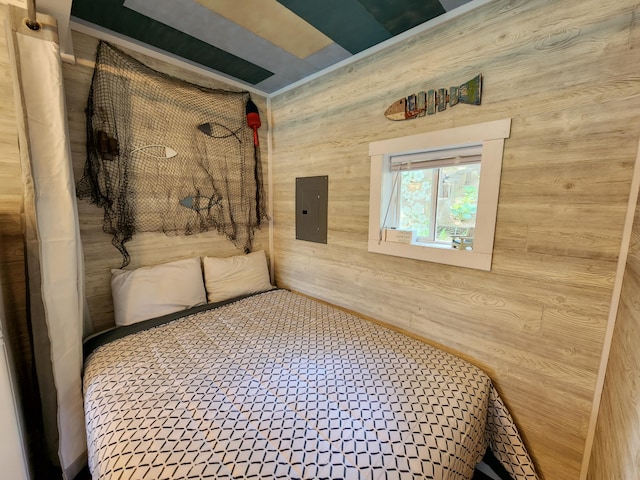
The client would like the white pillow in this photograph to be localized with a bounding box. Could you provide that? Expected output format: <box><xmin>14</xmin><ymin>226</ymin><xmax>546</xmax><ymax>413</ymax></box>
<box><xmin>111</xmin><ymin>257</ymin><xmax>206</xmax><ymax>326</ymax></box>
<box><xmin>203</xmin><ymin>250</ymin><xmax>273</xmax><ymax>303</ymax></box>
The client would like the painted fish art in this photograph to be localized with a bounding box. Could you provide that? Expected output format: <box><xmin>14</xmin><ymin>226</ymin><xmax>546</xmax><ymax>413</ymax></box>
<box><xmin>384</xmin><ymin>74</ymin><xmax>482</xmax><ymax>121</ymax></box>
<box><xmin>198</xmin><ymin>122</ymin><xmax>242</xmax><ymax>142</ymax></box>
<box><xmin>96</xmin><ymin>130</ymin><xmax>119</xmax><ymax>160</ymax></box>
<box><xmin>129</xmin><ymin>144</ymin><xmax>178</xmax><ymax>158</ymax></box>
<box><xmin>179</xmin><ymin>195</ymin><xmax>220</xmax><ymax>212</ymax></box>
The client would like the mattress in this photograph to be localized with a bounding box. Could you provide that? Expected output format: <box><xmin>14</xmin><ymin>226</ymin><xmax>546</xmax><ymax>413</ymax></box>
<box><xmin>83</xmin><ymin>289</ymin><xmax>538</xmax><ymax>479</ymax></box>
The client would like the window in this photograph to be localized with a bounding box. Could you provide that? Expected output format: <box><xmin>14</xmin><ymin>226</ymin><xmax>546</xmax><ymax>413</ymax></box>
<box><xmin>391</xmin><ymin>145</ymin><xmax>482</xmax><ymax>247</ymax></box>
<box><xmin>368</xmin><ymin>119</ymin><xmax>511</xmax><ymax>271</ymax></box>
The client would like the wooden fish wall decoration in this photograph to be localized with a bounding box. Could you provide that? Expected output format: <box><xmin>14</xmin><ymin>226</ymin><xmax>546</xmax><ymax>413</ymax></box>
<box><xmin>384</xmin><ymin>74</ymin><xmax>482</xmax><ymax>121</ymax></box>
<box><xmin>130</xmin><ymin>144</ymin><xmax>178</xmax><ymax>158</ymax></box>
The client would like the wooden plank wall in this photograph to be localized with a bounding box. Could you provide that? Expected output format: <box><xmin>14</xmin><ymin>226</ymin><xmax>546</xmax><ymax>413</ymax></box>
<box><xmin>269</xmin><ymin>0</ymin><xmax>640</xmax><ymax>479</ymax></box>
<box><xmin>0</xmin><ymin>2</ymin><xmax>27</xmax><ymax>407</ymax></box>
<box><xmin>588</xmin><ymin>193</ymin><xmax>640</xmax><ymax>476</ymax></box>
<box><xmin>0</xmin><ymin>5</ymin><xmax>22</xmax><ymax>216</ymax></box>
<box><xmin>62</xmin><ymin>32</ymin><xmax>270</xmax><ymax>332</ymax></box>
<box><xmin>0</xmin><ymin>4</ymin><xmax>48</xmax><ymax>476</ymax></box>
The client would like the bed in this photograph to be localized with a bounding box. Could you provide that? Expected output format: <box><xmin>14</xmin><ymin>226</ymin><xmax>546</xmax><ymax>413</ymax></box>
<box><xmin>83</xmin><ymin>254</ymin><xmax>538</xmax><ymax>480</ymax></box>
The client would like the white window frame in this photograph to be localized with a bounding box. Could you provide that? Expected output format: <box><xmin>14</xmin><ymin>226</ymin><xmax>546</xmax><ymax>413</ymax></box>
<box><xmin>368</xmin><ymin>118</ymin><xmax>511</xmax><ymax>271</ymax></box>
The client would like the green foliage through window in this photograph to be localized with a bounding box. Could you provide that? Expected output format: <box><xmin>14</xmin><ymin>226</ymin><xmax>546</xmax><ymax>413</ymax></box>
<box><xmin>398</xmin><ymin>163</ymin><xmax>480</xmax><ymax>245</ymax></box>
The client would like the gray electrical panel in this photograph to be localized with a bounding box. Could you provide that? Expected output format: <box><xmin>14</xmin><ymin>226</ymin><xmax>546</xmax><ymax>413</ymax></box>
<box><xmin>296</xmin><ymin>176</ymin><xmax>328</xmax><ymax>244</ymax></box>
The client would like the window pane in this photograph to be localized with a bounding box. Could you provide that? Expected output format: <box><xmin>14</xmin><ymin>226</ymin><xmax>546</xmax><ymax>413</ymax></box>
<box><xmin>397</xmin><ymin>163</ymin><xmax>481</xmax><ymax>246</ymax></box>
<box><xmin>398</xmin><ymin>169</ymin><xmax>435</xmax><ymax>239</ymax></box>
<box><xmin>435</xmin><ymin>163</ymin><xmax>481</xmax><ymax>246</ymax></box>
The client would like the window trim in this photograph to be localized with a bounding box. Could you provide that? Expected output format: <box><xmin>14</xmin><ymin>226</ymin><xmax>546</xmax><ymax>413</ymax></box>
<box><xmin>368</xmin><ymin>118</ymin><xmax>511</xmax><ymax>271</ymax></box>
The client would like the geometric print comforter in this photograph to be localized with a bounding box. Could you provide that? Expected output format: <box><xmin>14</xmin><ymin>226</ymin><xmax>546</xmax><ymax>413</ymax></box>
<box><xmin>83</xmin><ymin>290</ymin><xmax>539</xmax><ymax>480</ymax></box>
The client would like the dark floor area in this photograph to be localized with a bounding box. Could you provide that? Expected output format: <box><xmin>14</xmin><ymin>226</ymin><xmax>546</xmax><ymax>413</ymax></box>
<box><xmin>73</xmin><ymin>466</ymin><xmax>91</xmax><ymax>480</ymax></box>
<box><xmin>473</xmin><ymin>467</ymin><xmax>497</xmax><ymax>479</ymax></box>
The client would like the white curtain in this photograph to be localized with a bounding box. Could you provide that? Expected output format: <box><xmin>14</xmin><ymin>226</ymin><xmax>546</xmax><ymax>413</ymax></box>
<box><xmin>6</xmin><ymin>6</ymin><xmax>86</xmax><ymax>479</ymax></box>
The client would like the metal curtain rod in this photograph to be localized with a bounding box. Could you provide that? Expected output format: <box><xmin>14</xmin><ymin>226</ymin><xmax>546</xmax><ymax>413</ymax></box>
<box><xmin>26</xmin><ymin>0</ymin><xmax>40</xmax><ymax>31</ymax></box>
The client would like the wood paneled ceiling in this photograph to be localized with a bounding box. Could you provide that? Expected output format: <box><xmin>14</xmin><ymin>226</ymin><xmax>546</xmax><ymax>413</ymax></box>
<box><xmin>70</xmin><ymin>0</ymin><xmax>476</xmax><ymax>94</ymax></box>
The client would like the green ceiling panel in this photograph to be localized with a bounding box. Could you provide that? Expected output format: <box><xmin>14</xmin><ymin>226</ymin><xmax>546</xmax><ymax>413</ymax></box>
<box><xmin>275</xmin><ymin>0</ymin><xmax>392</xmax><ymax>54</ymax></box>
<box><xmin>359</xmin><ymin>0</ymin><xmax>446</xmax><ymax>36</ymax></box>
<box><xmin>71</xmin><ymin>0</ymin><xmax>273</xmax><ymax>85</ymax></box>
<box><xmin>70</xmin><ymin>0</ymin><xmax>470</xmax><ymax>92</ymax></box>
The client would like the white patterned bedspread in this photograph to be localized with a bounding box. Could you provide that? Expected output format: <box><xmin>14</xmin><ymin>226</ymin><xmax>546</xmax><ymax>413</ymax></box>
<box><xmin>83</xmin><ymin>290</ymin><xmax>538</xmax><ymax>480</ymax></box>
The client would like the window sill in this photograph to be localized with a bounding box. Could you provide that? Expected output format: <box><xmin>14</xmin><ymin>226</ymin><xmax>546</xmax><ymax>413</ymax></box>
<box><xmin>413</xmin><ymin>241</ymin><xmax>465</xmax><ymax>250</ymax></box>
<box><xmin>368</xmin><ymin>238</ymin><xmax>492</xmax><ymax>270</ymax></box>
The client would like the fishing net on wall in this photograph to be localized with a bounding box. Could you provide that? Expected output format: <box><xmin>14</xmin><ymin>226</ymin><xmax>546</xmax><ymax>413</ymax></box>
<box><xmin>77</xmin><ymin>41</ymin><xmax>267</xmax><ymax>267</ymax></box>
